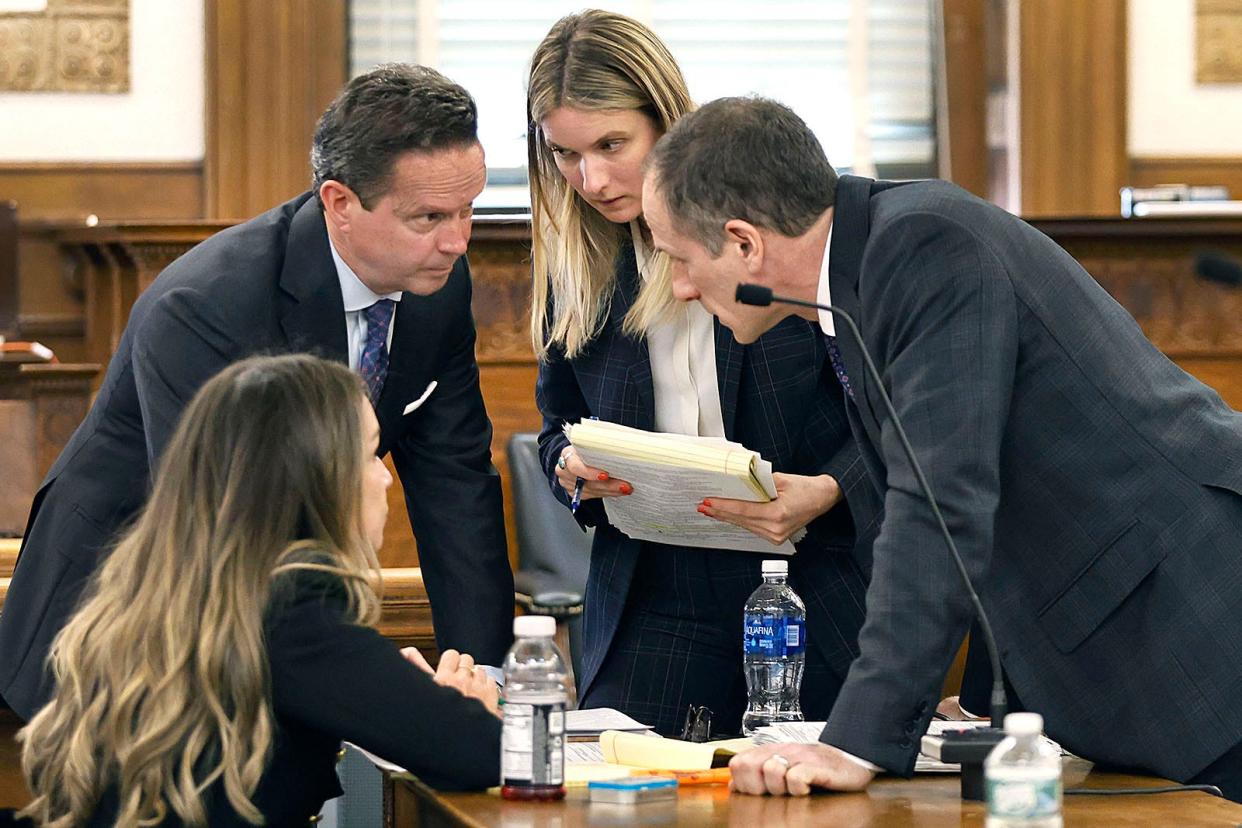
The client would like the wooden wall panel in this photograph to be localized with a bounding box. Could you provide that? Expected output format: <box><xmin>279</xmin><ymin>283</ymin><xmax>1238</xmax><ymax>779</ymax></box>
<box><xmin>204</xmin><ymin>0</ymin><xmax>348</xmax><ymax>220</ymax></box>
<box><xmin>0</xmin><ymin>162</ymin><xmax>203</xmax><ymax>220</ymax></box>
<box><xmin>942</xmin><ymin>0</ymin><xmax>989</xmax><ymax>198</ymax></box>
<box><xmin>1018</xmin><ymin>0</ymin><xmax>1128</xmax><ymax>217</ymax></box>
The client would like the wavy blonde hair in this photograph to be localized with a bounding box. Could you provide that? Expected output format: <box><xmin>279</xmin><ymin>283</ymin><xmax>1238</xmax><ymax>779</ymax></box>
<box><xmin>19</xmin><ymin>354</ymin><xmax>382</xmax><ymax>827</ymax></box>
<box><xmin>527</xmin><ymin>9</ymin><xmax>695</xmax><ymax>360</ymax></box>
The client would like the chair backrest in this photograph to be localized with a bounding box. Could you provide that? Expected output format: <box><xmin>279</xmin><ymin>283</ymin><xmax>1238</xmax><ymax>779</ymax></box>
<box><xmin>507</xmin><ymin>433</ymin><xmax>591</xmax><ymax>593</ymax></box>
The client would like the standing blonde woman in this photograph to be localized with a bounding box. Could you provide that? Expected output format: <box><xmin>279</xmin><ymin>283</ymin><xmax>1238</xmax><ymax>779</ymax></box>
<box><xmin>528</xmin><ymin>10</ymin><xmax>882</xmax><ymax>736</ymax></box>
<box><xmin>19</xmin><ymin>355</ymin><xmax>500</xmax><ymax>827</ymax></box>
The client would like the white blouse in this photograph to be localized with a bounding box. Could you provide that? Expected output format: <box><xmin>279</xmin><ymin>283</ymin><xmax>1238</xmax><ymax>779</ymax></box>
<box><xmin>631</xmin><ymin>221</ymin><xmax>726</xmax><ymax>438</ymax></box>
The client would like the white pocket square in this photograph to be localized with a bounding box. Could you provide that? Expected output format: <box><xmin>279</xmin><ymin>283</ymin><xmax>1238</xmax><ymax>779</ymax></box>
<box><xmin>403</xmin><ymin>381</ymin><xmax>438</xmax><ymax>415</ymax></box>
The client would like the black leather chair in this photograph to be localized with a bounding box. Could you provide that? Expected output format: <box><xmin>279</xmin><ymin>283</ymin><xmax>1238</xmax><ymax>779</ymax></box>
<box><xmin>507</xmin><ymin>433</ymin><xmax>592</xmax><ymax>704</ymax></box>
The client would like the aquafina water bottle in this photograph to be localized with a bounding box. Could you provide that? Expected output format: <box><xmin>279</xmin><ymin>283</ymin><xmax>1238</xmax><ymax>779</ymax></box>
<box><xmin>742</xmin><ymin>559</ymin><xmax>806</xmax><ymax>735</ymax></box>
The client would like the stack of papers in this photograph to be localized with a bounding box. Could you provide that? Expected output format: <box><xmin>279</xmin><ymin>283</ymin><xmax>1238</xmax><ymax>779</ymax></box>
<box><xmin>567</xmin><ymin>419</ymin><xmax>802</xmax><ymax>555</ymax></box>
<box><xmin>565</xmin><ymin>707</ymin><xmax>652</xmax><ymax>738</ymax></box>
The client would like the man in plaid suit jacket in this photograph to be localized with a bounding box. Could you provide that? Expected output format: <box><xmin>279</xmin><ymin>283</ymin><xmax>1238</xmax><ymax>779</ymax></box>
<box><xmin>643</xmin><ymin>96</ymin><xmax>1242</xmax><ymax>800</ymax></box>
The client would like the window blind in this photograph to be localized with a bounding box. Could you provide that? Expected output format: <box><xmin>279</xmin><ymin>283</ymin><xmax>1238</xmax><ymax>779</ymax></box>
<box><xmin>350</xmin><ymin>0</ymin><xmax>938</xmax><ymax>204</ymax></box>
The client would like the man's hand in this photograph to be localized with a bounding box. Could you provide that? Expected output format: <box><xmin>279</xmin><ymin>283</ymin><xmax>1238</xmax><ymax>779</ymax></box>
<box><xmin>729</xmin><ymin>743</ymin><xmax>875</xmax><ymax>796</ymax></box>
<box><xmin>698</xmin><ymin>473</ymin><xmax>842</xmax><ymax>545</ymax></box>
<box><xmin>400</xmin><ymin>647</ymin><xmax>501</xmax><ymax>717</ymax></box>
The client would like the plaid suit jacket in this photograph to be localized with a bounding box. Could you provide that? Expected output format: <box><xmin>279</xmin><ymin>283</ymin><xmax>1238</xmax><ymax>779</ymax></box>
<box><xmin>536</xmin><ymin>243</ymin><xmax>882</xmax><ymax>700</ymax></box>
<box><xmin>819</xmin><ymin>176</ymin><xmax>1242</xmax><ymax>782</ymax></box>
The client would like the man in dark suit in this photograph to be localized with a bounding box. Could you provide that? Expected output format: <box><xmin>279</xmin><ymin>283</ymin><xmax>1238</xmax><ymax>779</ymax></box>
<box><xmin>642</xmin><ymin>96</ymin><xmax>1242</xmax><ymax>799</ymax></box>
<box><xmin>0</xmin><ymin>64</ymin><xmax>513</xmax><ymax>720</ymax></box>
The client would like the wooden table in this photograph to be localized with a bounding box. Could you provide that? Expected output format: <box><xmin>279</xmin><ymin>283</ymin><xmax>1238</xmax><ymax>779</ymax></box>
<box><xmin>384</xmin><ymin>758</ymin><xmax>1242</xmax><ymax>827</ymax></box>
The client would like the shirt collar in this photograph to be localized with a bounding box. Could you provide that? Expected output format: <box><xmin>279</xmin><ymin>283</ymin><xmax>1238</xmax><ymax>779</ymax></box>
<box><xmin>816</xmin><ymin>223</ymin><xmax>835</xmax><ymax>336</ymax></box>
<box><xmin>328</xmin><ymin>235</ymin><xmax>403</xmax><ymax>312</ymax></box>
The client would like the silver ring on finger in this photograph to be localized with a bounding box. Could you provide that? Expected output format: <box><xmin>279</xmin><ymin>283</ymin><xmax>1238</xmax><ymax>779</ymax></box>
<box><xmin>771</xmin><ymin>754</ymin><xmax>792</xmax><ymax>770</ymax></box>
<box><xmin>557</xmin><ymin>455</ymin><xmax>568</xmax><ymax>470</ymax></box>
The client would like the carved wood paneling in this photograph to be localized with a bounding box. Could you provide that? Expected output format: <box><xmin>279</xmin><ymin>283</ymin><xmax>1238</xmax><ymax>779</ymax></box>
<box><xmin>0</xmin><ymin>0</ymin><xmax>129</xmax><ymax>92</ymax></box>
<box><xmin>1197</xmin><ymin>0</ymin><xmax>1242</xmax><ymax>83</ymax></box>
<box><xmin>0</xmin><ymin>363</ymin><xmax>99</xmax><ymax>535</ymax></box>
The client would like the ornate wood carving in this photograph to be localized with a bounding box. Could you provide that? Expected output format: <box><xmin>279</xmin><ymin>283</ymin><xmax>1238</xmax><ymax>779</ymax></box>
<box><xmin>1197</xmin><ymin>0</ymin><xmax>1242</xmax><ymax>83</ymax></box>
<box><xmin>0</xmin><ymin>0</ymin><xmax>129</xmax><ymax>92</ymax></box>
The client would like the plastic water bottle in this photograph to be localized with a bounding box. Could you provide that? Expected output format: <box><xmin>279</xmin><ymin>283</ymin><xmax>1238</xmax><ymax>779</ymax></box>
<box><xmin>985</xmin><ymin>712</ymin><xmax>1063</xmax><ymax>827</ymax></box>
<box><xmin>501</xmin><ymin>615</ymin><xmax>568</xmax><ymax>801</ymax></box>
<box><xmin>741</xmin><ymin>559</ymin><xmax>806</xmax><ymax>735</ymax></box>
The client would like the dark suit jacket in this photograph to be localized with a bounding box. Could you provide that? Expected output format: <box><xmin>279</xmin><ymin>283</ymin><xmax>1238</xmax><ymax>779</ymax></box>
<box><xmin>0</xmin><ymin>193</ymin><xmax>513</xmax><ymax>719</ymax></box>
<box><xmin>818</xmin><ymin>176</ymin><xmax>1242</xmax><ymax>782</ymax></box>
<box><xmin>84</xmin><ymin>570</ymin><xmax>501</xmax><ymax>826</ymax></box>
<box><xmin>535</xmin><ymin>242</ymin><xmax>881</xmax><ymax>700</ymax></box>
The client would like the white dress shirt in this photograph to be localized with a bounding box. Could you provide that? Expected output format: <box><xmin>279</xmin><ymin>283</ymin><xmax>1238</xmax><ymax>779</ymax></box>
<box><xmin>816</xmin><ymin>225</ymin><xmax>836</xmax><ymax>337</ymax></box>
<box><xmin>328</xmin><ymin>237</ymin><xmax>507</xmax><ymax>684</ymax></box>
<box><xmin>328</xmin><ymin>238</ymin><xmax>403</xmax><ymax>370</ymax></box>
<box><xmin>630</xmin><ymin>222</ymin><xmax>726</xmax><ymax>438</ymax></box>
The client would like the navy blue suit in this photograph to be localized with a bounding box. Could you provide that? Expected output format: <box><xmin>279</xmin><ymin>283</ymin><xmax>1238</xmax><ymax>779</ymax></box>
<box><xmin>0</xmin><ymin>194</ymin><xmax>514</xmax><ymax>719</ymax></box>
<box><xmin>536</xmin><ymin>242</ymin><xmax>880</xmax><ymax>735</ymax></box>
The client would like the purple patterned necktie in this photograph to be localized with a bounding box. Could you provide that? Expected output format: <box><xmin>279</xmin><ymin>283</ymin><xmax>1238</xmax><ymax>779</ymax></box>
<box><xmin>825</xmin><ymin>334</ymin><xmax>855</xmax><ymax>400</ymax></box>
<box><xmin>359</xmin><ymin>299</ymin><xmax>395</xmax><ymax>405</ymax></box>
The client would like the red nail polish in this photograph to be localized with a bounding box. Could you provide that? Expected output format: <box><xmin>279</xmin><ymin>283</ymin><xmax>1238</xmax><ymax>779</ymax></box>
<box><xmin>697</xmin><ymin>506</ymin><xmax>708</xmax><ymax>514</ymax></box>
<box><xmin>598</xmin><ymin>472</ymin><xmax>609</xmax><ymax>481</ymax></box>
<box><xmin>703</xmin><ymin>499</ymin><xmax>713</xmax><ymax>508</ymax></box>
<box><xmin>619</xmin><ymin>483</ymin><xmax>632</xmax><ymax>495</ymax></box>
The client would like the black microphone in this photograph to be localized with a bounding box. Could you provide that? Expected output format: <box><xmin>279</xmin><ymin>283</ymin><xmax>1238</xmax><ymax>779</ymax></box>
<box><xmin>736</xmin><ymin>282</ymin><xmax>1008</xmax><ymax>800</ymax></box>
<box><xmin>1194</xmin><ymin>251</ymin><xmax>1242</xmax><ymax>287</ymax></box>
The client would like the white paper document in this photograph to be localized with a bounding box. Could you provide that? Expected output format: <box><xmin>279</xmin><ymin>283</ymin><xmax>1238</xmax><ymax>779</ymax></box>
<box><xmin>751</xmin><ymin>720</ymin><xmax>1064</xmax><ymax>774</ymax></box>
<box><xmin>565</xmin><ymin>707</ymin><xmax>652</xmax><ymax>736</ymax></box>
<box><xmin>568</xmin><ymin>422</ymin><xmax>801</xmax><ymax>555</ymax></box>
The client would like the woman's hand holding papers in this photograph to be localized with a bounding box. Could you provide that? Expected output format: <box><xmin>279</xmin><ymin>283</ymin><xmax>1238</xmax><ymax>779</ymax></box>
<box><xmin>555</xmin><ymin>445</ymin><xmax>633</xmax><ymax>501</ymax></box>
<box><xmin>697</xmin><ymin>472</ymin><xmax>842</xmax><ymax>545</ymax></box>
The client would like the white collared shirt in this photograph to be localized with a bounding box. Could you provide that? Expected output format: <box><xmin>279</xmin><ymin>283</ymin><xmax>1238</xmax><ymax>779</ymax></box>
<box><xmin>631</xmin><ymin>222</ymin><xmax>726</xmax><ymax>438</ymax></box>
<box><xmin>816</xmin><ymin>224</ymin><xmax>835</xmax><ymax>337</ymax></box>
<box><xmin>328</xmin><ymin>237</ymin><xmax>403</xmax><ymax>371</ymax></box>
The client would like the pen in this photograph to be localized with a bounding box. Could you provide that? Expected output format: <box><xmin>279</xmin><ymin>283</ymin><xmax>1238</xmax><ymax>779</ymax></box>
<box><xmin>570</xmin><ymin>415</ymin><xmax>597</xmax><ymax>515</ymax></box>
<box><xmin>571</xmin><ymin>477</ymin><xmax>585</xmax><ymax>514</ymax></box>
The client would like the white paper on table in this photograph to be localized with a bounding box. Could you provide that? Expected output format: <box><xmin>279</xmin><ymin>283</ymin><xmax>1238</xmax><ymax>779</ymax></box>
<box><xmin>566</xmin><ymin>742</ymin><xmax>606</xmax><ymax>764</ymax></box>
<box><xmin>565</xmin><ymin>707</ymin><xmax>652</xmax><ymax>736</ymax></box>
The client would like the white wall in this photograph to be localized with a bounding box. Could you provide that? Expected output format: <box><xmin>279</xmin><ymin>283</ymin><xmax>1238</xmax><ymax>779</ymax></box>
<box><xmin>0</xmin><ymin>0</ymin><xmax>203</xmax><ymax>162</ymax></box>
<box><xmin>1130</xmin><ymin>0</ymin><xmax>1242</xmax><ymax>157</ymax></box>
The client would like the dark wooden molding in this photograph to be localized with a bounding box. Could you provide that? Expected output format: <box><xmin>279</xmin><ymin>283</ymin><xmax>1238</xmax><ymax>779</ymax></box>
<box><xmin>204</xmin><ymin>0</ymin><xmax>348</xmax><ymax>220</ymax></box>
<box><xmin>0</xmin><ymin>201</ymin><xmax>15</xmax><ymax>335</ymax></box>
<box><xmin>1129</xmin><ymin>156</ymin><xmax>1242</xmax><ymax>197</ymax></box>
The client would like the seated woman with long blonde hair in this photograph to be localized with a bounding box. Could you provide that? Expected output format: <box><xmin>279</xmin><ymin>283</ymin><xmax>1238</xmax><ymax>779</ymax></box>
<box><xmin>18</xmin><ymin>354</ymin><xmax>500</xmax><ymax>826</ymax></box>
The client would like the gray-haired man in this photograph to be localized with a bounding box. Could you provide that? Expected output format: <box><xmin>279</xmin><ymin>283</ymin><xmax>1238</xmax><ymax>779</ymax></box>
<box><xmin>642</xmin><ymin>95</ymin><xmax>1242</xmax><ymax>800</ymax></box>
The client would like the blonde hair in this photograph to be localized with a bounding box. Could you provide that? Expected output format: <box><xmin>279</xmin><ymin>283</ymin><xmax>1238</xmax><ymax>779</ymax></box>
<box><xmin>527</xmin><ymin>9</ymin><xmax>695</xmax><ymax>360</ymax></box>
<box><xmin>19</xmin><ymin>354</ymin><xmax>382</xmax><ymax>827</ymax></box>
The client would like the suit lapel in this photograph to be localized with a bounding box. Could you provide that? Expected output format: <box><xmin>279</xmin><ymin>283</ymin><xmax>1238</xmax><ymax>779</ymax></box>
<box><xmin>829</xmin><ymin>176</ymin><xmax>884</xmax><ymax>447</ymax></box>
<box><xmin>610</xmin><ymin>245</ymin><xmax>656</xmax><ymax>430</ymax></box>
<box><xmin>277</xmin><ymin>198</ymin><xmax>349</xmax><ymax>365</ymax></box>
